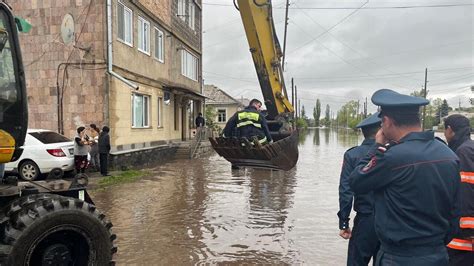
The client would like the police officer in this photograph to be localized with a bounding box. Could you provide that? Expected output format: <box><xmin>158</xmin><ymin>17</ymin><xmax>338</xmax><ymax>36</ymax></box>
<box><xmin>223</xmin><ymin>98</ymin><xmax>273</xmax><ymax>144</ymax></box>
<box><xmin>444</xmin><ymin>114</ymin><xmax>474</xmax><ymax>266</ymax></box>
<box><xmin>338</xmin><ymin>112</ymin><xmax>381</xmax><ymax>266</ymax></box>
<box><xmin>349</xmin><ymin>89</ymin><xmax>461</xmax><ymax>265</ymax></box>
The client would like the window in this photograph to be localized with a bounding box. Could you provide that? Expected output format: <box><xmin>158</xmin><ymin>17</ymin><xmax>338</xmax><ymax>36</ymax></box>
<box><xmin>117</xmin><ymin>1</ymin><xmax>133</xmax><ymax>46</ymax></box>
<box><xmin>177</xmin><ymin>0</ymin><xmax>186</xmax><ymax>21</ymax></box>
<box><xmin>138</xmin><ymin>16</ymin><xmax>150</xmax><ymax>54</ymax></box>
<box><xmin>154</xmin><ymin>27</ymin><xmax>164</xmax><ymax>63</ymax></box>
<box><xmin>132</xmin><ymin>93</ymin><xmax>150</xmax><ymax>128</ymax></box>
<box><xmin>30</xmin><ymin>131</ymin><xmax>71</xmax><ymax>144</ymax></box>
<box><xmin>181</xmin><ymin>49</ymin><xmax>198</xmax><ymax>81</ymax></box>
<box><xmin>217</xmin><ymin>109</ymin><xmax>226</xmax><ymax>123</ymax></box>
<box><xmin>157</xmin><ymin>97</ymin><xmax>163</xmax><ymax>127</ymax></box>
<box><xmin>188</xmin><ymin>2</ymin><xmax>195</xmax><ymax>30</ymax></box>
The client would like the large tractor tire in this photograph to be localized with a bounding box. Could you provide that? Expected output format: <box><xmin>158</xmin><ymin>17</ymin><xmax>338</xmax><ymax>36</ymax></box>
<box><xmin>1</xmin><ymin>193</ymin><xmax>117</xmax><ymax>265</ymax></box>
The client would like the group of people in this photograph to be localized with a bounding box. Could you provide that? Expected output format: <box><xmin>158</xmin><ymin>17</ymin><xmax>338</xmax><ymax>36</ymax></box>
<box><xmin>74</xmin><ymin>124</ymin><xmax>111</xmax><ymax>177</ymax></box>
<box><xmin>338</xmin><ymin>89</ymin><xmax>473</xmax><ymax>266</ymax></box>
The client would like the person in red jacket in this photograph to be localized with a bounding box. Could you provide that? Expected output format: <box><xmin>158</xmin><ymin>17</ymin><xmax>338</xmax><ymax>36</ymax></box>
<box><xmin>444</xmin><ymin>114</ymin><xmax>474</xmax><ymax>266</ymax></box>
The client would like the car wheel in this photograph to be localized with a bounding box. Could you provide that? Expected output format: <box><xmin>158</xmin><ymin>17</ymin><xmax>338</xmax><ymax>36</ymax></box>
<box><xmin>19</xmin><ymin>160</ymin><xmax>40</xmax><ymax>181</ymax></box>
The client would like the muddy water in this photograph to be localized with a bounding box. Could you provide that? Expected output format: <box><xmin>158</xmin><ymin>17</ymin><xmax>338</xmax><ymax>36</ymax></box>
<box><xmin>91</xmin><ymin>129</ymin><xmax>364</xmax><ymax>265</ymax></box>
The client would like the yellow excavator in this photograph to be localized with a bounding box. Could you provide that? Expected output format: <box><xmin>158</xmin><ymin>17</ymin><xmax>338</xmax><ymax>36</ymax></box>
<box><xmin>0</xmin><ymin>3</ymin><xmax>116</xmax><ymax>263</ymax></box>
<box><xmin>210</xmin><ymin>0</ymin><xmax>298</xmax><ymax>171</ymax></box>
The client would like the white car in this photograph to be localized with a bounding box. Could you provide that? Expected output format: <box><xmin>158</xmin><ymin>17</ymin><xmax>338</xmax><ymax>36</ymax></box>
<box><xmin>5</xmin><ymin>129</ymin><xmax>76</xmax><ymax>180</ymax></box>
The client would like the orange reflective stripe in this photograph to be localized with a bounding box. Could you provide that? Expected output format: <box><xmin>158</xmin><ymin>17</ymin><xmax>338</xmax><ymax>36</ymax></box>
<box><xmin>460</xmin><ymin>172</ymin><xmax>474</xmax><ymax>184</ymax></box>
<box><xmin>460</xmin><ymin>217</ymin><xmax>474</xmax><ymax>229</ymax></box>
<box><xmin>447</xmin><ymin>238</ymin><xmax>473</xmax><ymax>251</ymax></box>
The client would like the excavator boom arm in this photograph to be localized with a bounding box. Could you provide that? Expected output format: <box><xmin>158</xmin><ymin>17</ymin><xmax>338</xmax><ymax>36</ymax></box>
<box><xmin>237</xmin><ymin>0</ymin><xmax>294</xmax><ymax>119</ymax></box>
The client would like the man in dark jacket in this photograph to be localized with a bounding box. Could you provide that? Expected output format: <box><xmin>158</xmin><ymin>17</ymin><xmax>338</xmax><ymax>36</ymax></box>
<box><xmin>444</xmin><ymin>114</ymin><xmax>474</xmax><ymax>265</ymax></box>
<box><xmin>338</xmin><ymin>112</ymin><xmax>381</xmax><ymax>265</ymax></box>
<box><xmin>195</xmin><ymin>112</ymin><xmax>205</xmax><ymax>128</ymax></box>
<box><xmin>350</xmin><ymin>89</ymin><xmax>461</xmax><ymax>265</ymax></box>
<box><xmin>98</xmin><ymin>126</ymin><xmax>111</xmax><ymax>176</ymax></box>
<box><xmin>222</xmin><ymin>99</ymin><xmax>272</xmax><ymax>144</ymax></box>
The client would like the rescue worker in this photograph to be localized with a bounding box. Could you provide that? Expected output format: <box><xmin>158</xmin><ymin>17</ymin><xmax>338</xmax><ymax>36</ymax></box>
<box><xmin>223</xmin><ymin>98</ymin><xmax>273</xmax><ymax>144</ymax></box>
<box><xmin>349</xmin><ymin>89</ymin><xmax>461</xmax><ymax>265</ymax></box>
<box><xmin>444</xmin><ymin>114</ymin><xmax>474</xmax><ymax>265</ymax></box>
<box><xmin>338</xmin><ymin>112</ymin><xmax>381</xmax><ymax>265</ymax></box>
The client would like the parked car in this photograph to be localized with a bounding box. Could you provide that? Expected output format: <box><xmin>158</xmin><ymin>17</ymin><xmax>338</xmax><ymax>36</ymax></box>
<box><xmin>5</xmin><ymin>129</ymin><xmax>76</xmax><ymax>180</ymax></box>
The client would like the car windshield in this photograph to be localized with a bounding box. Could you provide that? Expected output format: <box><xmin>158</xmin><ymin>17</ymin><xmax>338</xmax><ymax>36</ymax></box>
<box><xmin>29</xmin><ymin>131</ymin><xmax>71</xmax><ymax>144</ymax></box>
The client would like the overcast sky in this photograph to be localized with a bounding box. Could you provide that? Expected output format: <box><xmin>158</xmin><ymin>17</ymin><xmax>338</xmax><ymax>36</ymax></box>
<box><xmin>202</xmin><ymin>0</ymin><xmax>473</xmax><ymax>115</ymax></box>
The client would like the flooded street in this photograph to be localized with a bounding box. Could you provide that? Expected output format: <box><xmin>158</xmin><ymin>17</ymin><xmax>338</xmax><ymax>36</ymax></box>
<box><xmin>90</xmin><ymin>129</ymin><xmax>365</xmax><ymax>265</ymax></box>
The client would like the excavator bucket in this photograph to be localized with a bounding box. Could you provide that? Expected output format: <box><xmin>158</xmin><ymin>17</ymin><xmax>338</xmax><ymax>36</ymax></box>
<box><xmin>209</xmin><ymin>131</ymin><xmax>298</xmax><ymax>171</ymax></box>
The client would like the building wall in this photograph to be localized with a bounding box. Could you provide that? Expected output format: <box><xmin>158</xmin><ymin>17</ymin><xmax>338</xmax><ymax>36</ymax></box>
<box><xmin>137</xmin><ymin>0</ymin><xmax>172</xmax><ymax>26</ymax></box>
<box><xmin>12</xmin><ymin>0</ymin><xmax>107</xmax><ymax>139</ymax></box>
<box><xmin>109</xmin><ymin>78</ymin><xmax>182</xmax><ymax>150</ymax></box>
<box><xmin>208</xmin><ymin>104</ymin><xmax>239</xmax><ymax>129</ymax></box>
<box><xmin>112</xmin><ymin>0</ymin><xmax>172</xmax><ymax>85</ymax></box>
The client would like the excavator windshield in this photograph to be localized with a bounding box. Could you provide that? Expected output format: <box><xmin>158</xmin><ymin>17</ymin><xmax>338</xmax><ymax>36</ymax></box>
<box><xmin>0</xmin><ymin>4</ymin><xmax>28</xmax><ymax>163</ymax></box>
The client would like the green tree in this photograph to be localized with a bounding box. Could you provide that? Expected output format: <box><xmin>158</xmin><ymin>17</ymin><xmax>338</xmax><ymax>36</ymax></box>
<box><xmin>336</xmin><ymin>100</ymin><xmax>362</xmax><ymax>129</ymax></box>
<box><xmin>313</xmin><ymin>99</ymin><xmax>321</xmax><ymax>127</ymax></box>
<box><xmin>204</xmin><ymin>106</ymin><xmax>220</xmax><ymax>133</ymax></box>
<box><xmin>435</xmin><ymin>99</ymin><xmax>450</xmax><ymax>123</ymax></box>
<box><xmin>301</xmin><ymin>105</ymin><xmax>307</xmax><ymax>119</ymax></box>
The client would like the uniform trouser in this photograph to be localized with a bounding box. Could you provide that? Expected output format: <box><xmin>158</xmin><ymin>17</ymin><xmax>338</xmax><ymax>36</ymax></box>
<box><xmin>375</xmin><ymin>246</ymin><xmax>448</xmax><ymax>266</ymax></box>
<box><xmin>348</xmin><ymin>213</ymin><xmax>380</xmax><ymax>266</ymax></box>
<box><xmin>99</xmin><ymin>153</ymin><xmax>108</xmax><ymax>175</ymax></box>
<box><xmin>448</xmin><ymin>248</ymin><xmax>474</xmax><ymax>266</ymax></box>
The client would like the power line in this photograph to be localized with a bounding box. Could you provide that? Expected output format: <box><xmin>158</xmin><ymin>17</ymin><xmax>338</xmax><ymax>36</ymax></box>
<box><xmin>287</xmin><ymin>0</ymin><xmax>369</xmax><ymax>55</ymax></box>
<box><xmin>202</xmin><ymin>3</ymin><xmax>474</xmax><ymax>9</ymax></box>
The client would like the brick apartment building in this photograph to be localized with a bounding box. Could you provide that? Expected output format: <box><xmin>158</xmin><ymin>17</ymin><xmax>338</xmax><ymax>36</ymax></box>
<box><xmin>12</xmin><ymin>0</ymin><xmax>203</xmax><ymax>165</ymax></box>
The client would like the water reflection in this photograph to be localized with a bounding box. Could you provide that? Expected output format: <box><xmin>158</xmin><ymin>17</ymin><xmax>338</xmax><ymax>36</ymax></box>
<box><xmin>91</xmin><ymin>129</ymin><xmax>362</xmax><ymax>265</ymax></box>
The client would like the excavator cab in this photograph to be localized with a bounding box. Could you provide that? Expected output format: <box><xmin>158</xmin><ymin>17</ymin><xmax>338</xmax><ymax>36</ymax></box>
<box><xmin>0</xmin><ymin>3</ymin><xmax>28</xmax><ymax>163</ymax></box>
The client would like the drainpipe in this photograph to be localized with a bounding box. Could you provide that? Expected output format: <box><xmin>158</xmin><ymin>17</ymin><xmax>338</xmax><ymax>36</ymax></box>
<box><xmin>106</xmin><ymin>0</ymin><xmax>139</xmax><ymax>90</ymax></box>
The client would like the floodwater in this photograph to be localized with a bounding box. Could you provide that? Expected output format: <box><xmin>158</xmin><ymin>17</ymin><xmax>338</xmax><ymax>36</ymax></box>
<box><xmin>89</xmin><ymin>129</ymin><xmax>367</xmax><ymax>265</ymax></box>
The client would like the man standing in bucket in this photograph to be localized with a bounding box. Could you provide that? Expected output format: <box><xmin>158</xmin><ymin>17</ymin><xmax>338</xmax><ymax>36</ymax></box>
<box><xmin>223</xmin><ymin>98</ymin><xmax>273</xmax><ymax>144</ymax></box>
<box><xmin>338</xmin><ymin>112</ymin><xmax>381</xmax><ymax>265</ymax></box>
<box><xmin>350</xmin><ymin>89</ymin><xmax>461</xmax><ymax>265</ymax></box>
<box><xmin>444</xmin><ymin>114</ymin><xmax>474</xmax><ymax>265</ymax></box>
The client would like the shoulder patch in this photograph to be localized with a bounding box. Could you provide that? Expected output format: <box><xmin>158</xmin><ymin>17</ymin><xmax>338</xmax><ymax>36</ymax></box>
<box><xmin>362</xmin><ymin>157</ymin><xmax>377</xmax><ymax>173</ymax></box>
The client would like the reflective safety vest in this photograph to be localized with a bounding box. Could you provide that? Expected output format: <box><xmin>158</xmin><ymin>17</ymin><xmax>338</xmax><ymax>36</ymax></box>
<box><xmin>447</xmin><ymin>238</ymin><xmax>473</xmax><ymax>252</ymax></box>
<box><xmin>237</xmin><ymin>111</ymin><xmax>261</xmax><ymax>129</ymax></box>
<box><xmin>448</xmin><ymin>171</ymin><xmax>474</xmax><ymax>252</ymax></box>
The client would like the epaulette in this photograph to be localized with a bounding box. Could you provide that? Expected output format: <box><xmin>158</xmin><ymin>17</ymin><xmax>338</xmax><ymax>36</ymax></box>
<box><xmin>346</xmin><ymin>146</ymin><xmax>358</xmax><ymax>152</ymax></box>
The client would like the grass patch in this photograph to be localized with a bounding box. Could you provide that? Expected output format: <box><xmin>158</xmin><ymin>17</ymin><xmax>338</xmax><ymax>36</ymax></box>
<box><xmin>98</xmin><ymin>170</ymin><xmax>149</xmax><ymax>187</ymax></box>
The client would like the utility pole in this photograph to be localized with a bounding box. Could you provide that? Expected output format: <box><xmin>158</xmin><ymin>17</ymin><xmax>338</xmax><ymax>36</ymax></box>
<box><xmin>282</xmin><ymin>0</ymin><xmax>290</xmax><ymax>71</ymax></box>
<box><xmin>295</xmin><ymin>85</ymin><xmax>298</xmax><ymax>119</ymax></box>
<box><xmin>364</xmin><ymin>97</ymin><xmax>368</xmax><ymax>118</ymax></box>
<box><xmin>291</xmin><ymin>78</ymin><xmax>294</xmax><ymax>109</ymax></box>
<box><xmin>422</xmin><ymin>68</ymin><xmax>428</xmax><ymax>130</ymax></box>
<box><xmin>458</xmin><ymin>98</ymin><xmax>461</xmax><ymax>110</ymax></box>
<box><xmin>298</xmin><ymin>99</ymin><xmax>301</xmax><ymax>118</ymax></box>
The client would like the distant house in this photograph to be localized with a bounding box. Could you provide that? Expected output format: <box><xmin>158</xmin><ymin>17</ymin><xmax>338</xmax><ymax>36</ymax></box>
<box><xmin>204</xmin><ymin>85</ymin><xmax>243</xmax><ymax>129</ymax></box>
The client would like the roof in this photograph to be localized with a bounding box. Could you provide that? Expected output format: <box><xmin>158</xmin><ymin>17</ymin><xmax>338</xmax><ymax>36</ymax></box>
<box><xmin>204</xmin><ymin>85</ymin><xmax>240</xmax><ymax>105</ymax></box>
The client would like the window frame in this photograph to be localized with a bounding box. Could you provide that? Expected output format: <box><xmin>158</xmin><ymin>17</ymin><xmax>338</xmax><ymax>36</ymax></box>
<box><xmin>154</xmin><ymin>27</ymin><xmax>165</xmax><ymax>63</ymax></box>
<box><xmin>177</xmin><ymin>0</ymin><xmax>186</xmax><ymax>21</ymax></box>
<box><xmin>157</xmin><ymin>96</ymin><xmax>163</xmax><ymax>128</ymax></box>
<box><xmin>132</xmin><ymin>93</ymin><xmax>151</xmax><ymax>128</ymax></box>
<box><xmin>180</xmin><ymin>49</ymin><xmax>199</xmax><ymax>81</ymax></box>
<box><xmin>188</xmin><ymin>2</ymin><xmax>195</xmax><ymax>30</ymax></box>
<box><xmin>117</xmin><ymin>0</ymin><xmax>133</xmax><ymax>47</ymax></box>
<box><xmin>137</xmin><ymin>16</ymin><xmax>151</xmax><ymax>55</ymax></box>
<box><xmin>217</xmin><ymin>108</ymin><xmax>227</xmax><ymax>123</ymax></box>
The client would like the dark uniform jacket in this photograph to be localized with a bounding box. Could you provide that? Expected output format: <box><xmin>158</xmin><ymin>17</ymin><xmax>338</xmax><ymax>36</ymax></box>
<box><xmin>338</xmin><ymin>138</ymin><xmax>375</xmax><ymax>230</ymax></box>
<box><xmin>98</xmin><ymin>132</ymin><xmax>111</xmax><ymax>154</ymax></box>
<box><xmin>349</xmin><ymin>131</ymin><xmax>461</xmax><ymax>256</ymax></box>
<box><xmin>223</xmin><ymin>106</ymin><xmax>272</xmax><ymax>142</ymax></box>
<box><xmin>447</xmin><ymin>138</ymin><xmax>474</xmax><ymax>252</ymax></box>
